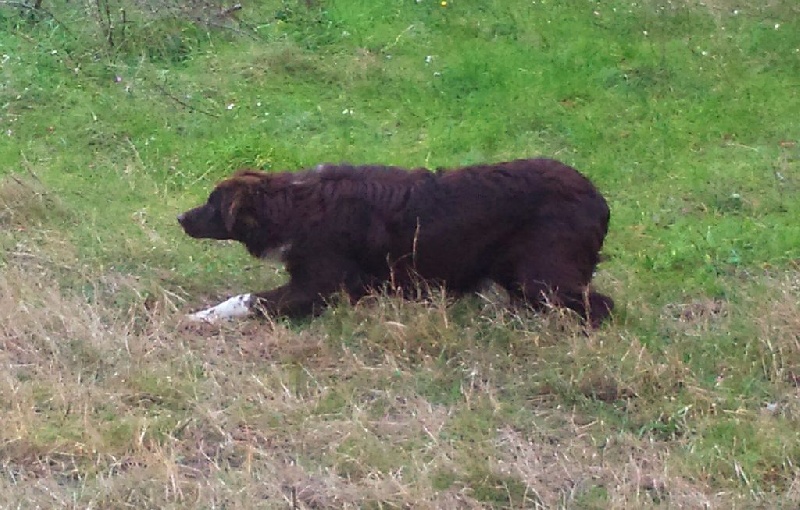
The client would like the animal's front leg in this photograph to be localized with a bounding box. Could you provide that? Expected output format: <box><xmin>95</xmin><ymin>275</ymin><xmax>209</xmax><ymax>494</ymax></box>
<box><xmin>186</xmin><ymin>293</ymin><xmax>254</xmax><ymax>323</ymax></box>
<box><xmin>251</xmin><ymin>283</ymin><xmax>326</xmax><ymax>318</ymax></box>
<box><xmin>252</xmin><ymin>256</ymin><xmax>373</xmax><ymax>318</ymax></box>
<box><xmin>183</xmin><ymin>284</ymin><xmax>329</xmax><ymax>324</ymax></box>
<box><xmin>186</xmin><ymin>256</ymin><xmax>370</xmax><ymax>323</ymax></box>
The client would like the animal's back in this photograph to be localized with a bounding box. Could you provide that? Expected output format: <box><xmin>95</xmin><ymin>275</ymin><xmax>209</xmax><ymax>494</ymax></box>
<box><xmin>396</xmin><ymin>158</ymin><xmax>610</xmax><ymax>290</ymax></box>
<box><xmin>433</xmin><ymin>158</ymin><xmax>606</xmax><ymax>213</ymax></box>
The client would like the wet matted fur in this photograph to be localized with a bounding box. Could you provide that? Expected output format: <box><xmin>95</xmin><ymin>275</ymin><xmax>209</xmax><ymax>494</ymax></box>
<box><xmin>178</xmin><ymin>158</ymin><xmax>614</xmax><ymax>326</ymax></box>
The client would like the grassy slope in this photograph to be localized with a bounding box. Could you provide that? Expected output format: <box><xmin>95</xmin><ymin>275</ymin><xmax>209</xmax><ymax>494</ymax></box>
<box><xmin>1</xmin><ymin>0</ymin><xmax>799</xmax><ymax>507</ymax></box>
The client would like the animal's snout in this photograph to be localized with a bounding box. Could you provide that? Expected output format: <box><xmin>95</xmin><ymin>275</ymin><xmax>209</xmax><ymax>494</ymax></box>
<box><xmin>177</xmin><ymin>212</ymin><xmax>186</xmax><ymax>225</ymax></box>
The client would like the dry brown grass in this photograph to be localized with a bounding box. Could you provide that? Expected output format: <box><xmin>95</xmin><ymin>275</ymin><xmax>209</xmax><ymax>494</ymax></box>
<box><xmin>2</xmin><ymin>247</ymin><xmax>800</xmax><ymax>507</ymax></box>
<box><xmin>0</xmin><ymin>261</ymin><xmax>469</xmax><ymax>507</ymax></box>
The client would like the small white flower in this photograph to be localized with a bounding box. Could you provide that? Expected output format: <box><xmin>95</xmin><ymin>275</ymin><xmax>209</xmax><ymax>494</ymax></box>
<box><xmin>256</xmin><ymin>101</ymin><xmax>262</xmax><ymax>107</ymax></box>
<box><xmin>774</xmin><ymin>23</ymin><xmax>780</xmax><ymax>30</ymax></box>
<box><xmin>425</xmin><ymin>55</ymin><xmax>433</xmax><ymax>63</ymax></box>
<box><xmin>227</xmin><ymin>103</ymin><xmax>235</xmax><ymax>110</ymax></box>
<box><xmin>643</xmin><ymin>30</ymin><xmax>648</xmax><ymax>36</ymax></box>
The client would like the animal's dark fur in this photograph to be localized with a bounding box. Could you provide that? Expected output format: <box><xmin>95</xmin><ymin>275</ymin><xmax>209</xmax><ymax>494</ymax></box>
<box><xmin>178</xmin><ymin>158</ymin><xmax>614</xmax><ymax>326</ymax></box>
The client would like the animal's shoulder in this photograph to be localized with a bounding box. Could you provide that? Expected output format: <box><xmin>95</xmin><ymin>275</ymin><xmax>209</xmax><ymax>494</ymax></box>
<box><xmin>311</xmin><ymin>163</ymin><xmax>429</xmax><ymax>183</ymax></box>
<box><xmin>298</xmin><ymin>164</ymin><xmax>436</xmax><ymax>218</ymax></box>
<box><xmin>301</xmin><ymin>164</ymin><xmax>431</xmax><ymax>197</ymax></box>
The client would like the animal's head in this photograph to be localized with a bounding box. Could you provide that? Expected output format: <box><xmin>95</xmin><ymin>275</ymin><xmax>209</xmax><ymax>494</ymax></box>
<box><xmin>178</xmin><ymin>170</ymin><xmax>300</xmax><ymax>259</ymax></box>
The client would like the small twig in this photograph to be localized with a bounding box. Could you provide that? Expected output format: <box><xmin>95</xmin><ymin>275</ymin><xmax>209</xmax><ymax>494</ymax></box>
<box><xmin>219</xmin><ymin>3</ymin><xmax>243</xmax><ymax>17</ymax></box>
<box><xmin>0</xmin><ymin>0</ymin><xmax>36</xmax><ymax>8</ymax></box>
<box><xmin>104</xmin><ymin>0</ymin><xmax>113</xmax><ymax>48</ymax></box>
<box><xmin>124</xmin><ymin>136</ymin><xmax>144</xmax><ymax>168</ymax></box>
<box><xmin>412</xmin><ymin>217</ymin><xmax>421</xmax><ymax>267</ymax></box>
<box><xmin>153</xmin><ymin>81</ymin><xmax>221</xmax><ymax>118</ymax></box>
<box><xmin>18</xmin><ymin>152</ymin><xmax>49</xmax><ymax>191</ymax></box>
<box><xmin>120</xmin><ymin>7</ymin><xmax>127</xmax><ymax>46</ymax></box>
<box><xmin>383</xmin><ymin>24</ymin><xmax>415</xmax><ymax>52</ymax></box>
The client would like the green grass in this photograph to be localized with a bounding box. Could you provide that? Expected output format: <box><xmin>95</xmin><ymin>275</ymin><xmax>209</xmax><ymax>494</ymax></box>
<box><xmin>1</xmin><ymin>0</ymin><xmax>799</xmax><ymax>507</ymax></box>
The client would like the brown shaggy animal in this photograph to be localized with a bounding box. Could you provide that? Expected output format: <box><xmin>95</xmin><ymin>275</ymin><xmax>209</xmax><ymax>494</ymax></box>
<box><xmin>178</xmin><ymin>158</ymin><xmax>614</xmax><ymax>327</ymax></box>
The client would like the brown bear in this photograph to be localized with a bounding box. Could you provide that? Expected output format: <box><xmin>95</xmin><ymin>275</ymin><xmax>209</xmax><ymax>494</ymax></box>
<box><xmin>178</xmin><ymin>158</ymin><xmax>614</xmax><ymax>327</ymax></box>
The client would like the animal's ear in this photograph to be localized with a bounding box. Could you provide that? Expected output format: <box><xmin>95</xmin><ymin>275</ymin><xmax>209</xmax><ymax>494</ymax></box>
<box><xmin>223</xmin><ymin>194</ymin><xmax>242</xmax><ymax>233</ymax></box>
<box><xmin>222</xmin><ymin>189</ymin><xmax>258</xmax><ymax>233</ymax></box>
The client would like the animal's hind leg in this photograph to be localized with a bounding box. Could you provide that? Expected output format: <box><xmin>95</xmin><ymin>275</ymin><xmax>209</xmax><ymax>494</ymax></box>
<box><xmin>492</xmin><ymin>227</ymin><xmax>613</xmax><ymax>327</ymax></box>
<box><xmin>519</xmin><ymin>284</ymin><xmax>614</xmax><ymax>329</ymax></box>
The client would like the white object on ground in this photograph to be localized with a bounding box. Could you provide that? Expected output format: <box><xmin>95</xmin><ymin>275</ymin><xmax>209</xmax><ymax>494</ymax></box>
<box><xmin>186</xmin><ymin>293</ymin><xmax>253</xmax><ymax>323</ymax></box>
